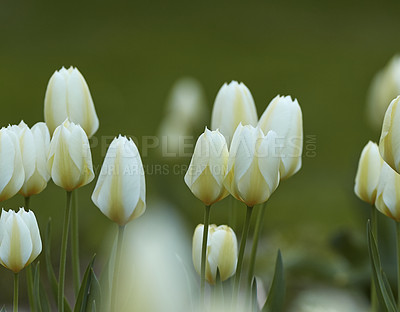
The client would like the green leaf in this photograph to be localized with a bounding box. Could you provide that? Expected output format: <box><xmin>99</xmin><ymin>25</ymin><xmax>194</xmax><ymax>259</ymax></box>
<box><xmin>262</xmin><ymin>250</ymin><xmax>285</xmax><ymax>312</ymax></box>
<box><xmin>251</xmin><ymin>277</ymin><xmax>260</xmax><ymax>312</ymax></box>
<box><xmin>74</xmin><ymin>255</ymin><xmax>96</xmax><ymax>312</ymax></box>
<box><xmin>86</xmin><ymin>268</ymin><xmax>101</xmax><ymax>312</ymax></box>
<box><xmin>33</xmin><ymin>262</ymin><xmax>41</xmax><ymax>312</ymax></box>
<box><xmin>39</xmin><ymin>279</ymin><xmax>51</xmax><ymax>312</ymax></box>
<box><xmin>0</xmin><ymin>305</ymin><xmax>6</xmax><ymax>312</ymax></box>
<box><xmin>367</xmin><ymin>221</ymin><xmax>397</xmax><ymax>312</ymax></box>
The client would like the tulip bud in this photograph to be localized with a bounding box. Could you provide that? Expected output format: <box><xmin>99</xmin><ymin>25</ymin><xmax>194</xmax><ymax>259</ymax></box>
<box><xmin>224</xmin><ymin>124</ymin><xmax>280</xmax><ymax>207</ymax></box>
<box><xmin>184</xmin><ymin>128</ymin><xmax>229</xmax><ymax>206</ymax></box>
<box><xmin>44</xmin><ymin>66</ymin><xmax>99</xmax><ymax>138</ymax></box>
<box><xmin>367</xmin><ymin>55</ymin><xmax>400</xmax><ymax>130</ymax></box>
<box><xmin>91</xmin><ymin>135</ymin><xmax>146</xmax><ymax>225</ymax></box>
<box><xmin>48</xmin><ymin>119</ymin><xmax>94</xmax><ymax>191</ymax></box>
<box><xmin>0</xmin><ymin>127</ymin><xmax>24</xmax><ymax>201</ymax></box>
<box><xmin>0</xmin><ymin>208</ymin><xmax>42</xmax><ymax>273</ymax></box>
<box><xmin>192</xmin><ymin>224</ymin><xmax>238</xmax><ymax>284</ymax></box>
<box><xmin>354</xmin><ymin>141</ymin><xmax>384</xmax><ymax>205</ymax></box>
<box><xmin>258</xmin><ymin>95</ymin><xmax>303</xmax><ymax>180</ymax></box>
<box><xmin>8</xmin><ymin>121</ymin><xmax>51</xmax><ymax>197</ymax></box>
<box><xmin>375</xmin><ymin>162</ymin><xmax>400</xmax><ymax>222</ymax></box>
<box><xmin>379</xmin><ymin>96</ymin><xmax>400</xmax><ymax>174</ymax></box>
<box><xmin>211</xmin><ymin>81</ymin><xmax>258</xmax><ymax>146</ymax></box>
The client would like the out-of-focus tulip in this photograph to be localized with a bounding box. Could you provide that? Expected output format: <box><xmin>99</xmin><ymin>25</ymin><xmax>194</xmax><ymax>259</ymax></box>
<box><xmin>184</xmin><ymin>128</ymin><xmax>229</xmax><ymax>206</ymax></box>
<box><xmin>367</xmin><ymin>55</ymin><xmax>400</xmax><ymax>130</ymax></box>
<box><xmin>0</xmin><ymin>208</ymin><xmax>42</xmax><ymax>273</ymax></box>
<box><xmin>354</xmin><ymin>141</ymin><xmax>384</xmax><ymax>205</ymax></box>
<box><xmin>379</xmin><ymin>96</ymin><xmax>400</xmax><ymax>174</ymax></box>
<box><xmin>44</xmin><ymin>66</ymin><xmax>99</xmax><ymax>138</ymax></box>
<box><xmin>8</xmin><ymin>121</ymin><xmax>51</xmax><ymax>197</ymax></box>
<box><xmin>48</xmin><ymin>119</ymin><xmax>94</xmax><ymax>191</ymax></box>
<box><xmin>375</xmin><ymin>162</ymin><xmax>400</xmax><ymax>222</ymax></box>
<box><xmin>224</xmin><ymin>124</ymin><xmax>280</xmax><ymax>207</ymax></box>
<box><xmin>0</xmin><ymin>127</ymin><xmax>24</xmax><ymax>201</ymax></box>
<box><xmin>258</xmin><ymin>95</ymin><xmax>303</xmax><ymax>180</ymax></box>
<box><xmin>211</xmin><ymin>81</ymin><xmax>258</xmax><ymax>146</ymax></box>
<box><xmin>92</xmin><ymin>135</ymin><xmax>146</xmax><ymax>225</ymax></box>
<box><xmin>192</xmin><ymin>224</ymin><xmax>238</xmax><ymax>284</ymax></box>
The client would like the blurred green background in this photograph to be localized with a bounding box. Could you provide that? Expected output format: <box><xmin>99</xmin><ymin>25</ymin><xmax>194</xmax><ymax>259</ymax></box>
<box><xmin>1</xmin><ymin>0</ymin><xmax>400</xmax><ymax>309</ymax></box>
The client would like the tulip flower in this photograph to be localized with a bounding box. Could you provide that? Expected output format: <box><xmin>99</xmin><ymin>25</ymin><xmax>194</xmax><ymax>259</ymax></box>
<box><xmin>379</xmin><ymin>96</ymin><xmax>400</xmax><ymax>174</ymax></box>
<box><xmin>258</xmin><ymin>95</ymin><xmax>303</xmax><ymax>180</ymax></box>
<box><xmin>44</xmin><ymin>66</ymin><xmax>99</xmax><ymax>138</ymax></box>
<box><xmin>193</xmin><ymin>224</ymin><xmax>238</xmax><ymax>284</ymax></box>
<box><xmin>224</xmin><ymin>124</ymin><xmax>280</xmax><ymax>207</ymax></box>
<box><xmin>367</xmin><ymin>55</ymin><xmax>400</xmax><ymax>130</ymax></box>
<box><xmin>211</xmin><ymin>81</ymin><xmax>258</xmax><ymax>146</ymax></box>
<box><xmin>92</xmin><ymin>135</ymin><xmax>146</xmax><ymax>226</ymax></box>
<box><xmin>184</xmin><ymin>128</ymin><xmax>229</xmax><ymax>206</ymax></box>
<box><xmin>375</xmin><ymin>162</ymin><xmax>400</xmax><ymax>222</ymax></box>
<box><xmin>354</xmin><ymin>141</ymin><xmax>384</xmax><ymax>205</ymax></box>
<box><xmin>48</xmin><ymin>119</ymin><xmax>94</xmax><ymax>191</ymax></box>
<box><xmin>8</xmin><ymin>121</ymin><xmax>51</xmax><ymax>197</ymax></box>
<box><xmin>0</xmin><ymin>208</ymin><xmax>42</xmax><ymax>273</ymax></box>
<box><xmin>0</xmin><ymin>127</ymin><xmax>24</xmax><ymax>202</ymax></box>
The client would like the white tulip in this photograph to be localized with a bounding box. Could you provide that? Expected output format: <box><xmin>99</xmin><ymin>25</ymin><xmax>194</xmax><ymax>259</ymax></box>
<box><xmin>367</xmin><ymin>55</ymin><xmax>400</xmax><ymax>130</ymax></box>
<box><xmin>8</xmin><ymin>121</ymin><xmax>50</xmax><ymax>197</ymax></box>
<box><xmin>48</xmin><ymin>119</ymin><xmax>94</xmax><ymax>191</ymax></box>
<box><xmin>224</xmin><ymin>124</ymin><xmax>280</xmax><ymax>207</ymax></box>
<box><xmin>44</xmin><ymin>66</ymin><xmax>99</xmax><ymax>138</ymax></box>
<box><xmin>375</xmin><ymin>162</ymin><xmax>400</xmax><ymax>222</ymax></box>
<box><xmin>193</xmin><ymin>224</ymin><xmax>238</xmax><ymax>284</ymax></box>
<box><xmin>0</xmin><ymin>127</ymin><xmax>24</xmax><ymax>201</ymax></box>
<box><xmin>0</xmin><ymin>208</ymin><xmax>42</xmax><ymax>273</ymax></box>
<box><xmin>91</xmin><ymin>135</ymin><xmax>146</xmax><ymax>225</ymax></box>
<box><xmin>258</xmin><ymin>95</ymin><xmax>303</xmax><ymax>180</ymax></box>
<box><xmin>354</xmin><ymin>141</ymin><xmax>384</xmax><ymax>205</ymax></box>
<box><xmin>211</xmin><ymin>81</ymin><xmax>258</xmax><ymax>146</ymax></box>
<box><xmin>184</xmin><ymin>128</ymin><xmax>229</xmax><ymax>206</ymax></box>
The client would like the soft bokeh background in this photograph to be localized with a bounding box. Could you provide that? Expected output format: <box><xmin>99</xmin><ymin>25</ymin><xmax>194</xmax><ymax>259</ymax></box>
<box><xmin>1</xmin><ymin>0</ymin><xmax>400</xmax><ymax>309</ymax></box>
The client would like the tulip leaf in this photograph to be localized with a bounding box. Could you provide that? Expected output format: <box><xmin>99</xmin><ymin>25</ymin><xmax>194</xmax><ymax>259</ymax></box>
<box><xmin>262</xmin><ymin>250</ymin><xmax>285</xmax><ymax>312</ymax></box>
<box><xmin>251</xmin><ymin>277</ymin><xmax>260</xmax><ymax>312</ymax></box>
<box><xmin>74</xmin><ymin>254</ymin><xmax>96</xmax><ymax>312</ymax></box>
<box><xmin>0</xmin><ymin>305</ymin><xmax>6</xmax><ymax>312</ymax></box>
<box><xmin>86</xmin><ymin>268</ymin><xmax>101</xmax><ymax>312</ymax></box>
<box><xmin>367</xmin><ymin>221</ymin><xmax>397</xmax><ymax>312</ymax></box>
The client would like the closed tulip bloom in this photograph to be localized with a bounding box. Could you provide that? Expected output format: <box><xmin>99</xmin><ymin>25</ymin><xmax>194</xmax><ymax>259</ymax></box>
<box><xmin>379</xmin><ymin>96</ymin><xmax>400</xmax><ymax>174</ymax></box>
<box><xmin>48</xmin><ymin>119</ymin><xmax>94</xmax><ymax>191</ymax></box>
<box><xmin>44</xmin><ymin>66</ymin><xmax>99</xmax><ymax>138</ymax></box>
<box><xmin>184</xmin><ymin>128</ymin><xmax>229</xmax><ymax>206</ymax></box>
<box><xmin>8</xmin><ymin>121</ymin><xmax>51</xmax><ymax>197</ymax></box>
<box><xmin>375</xmin><ymin>162</ymin><xmax>400</xmax><ymax>222</ymax></box>
<box><xmin>258</xmin><ymin>95</ymin><xmax>303</xmax><ymax>180</ymax></box>
<box><xmin>0</xmin><ymin>208</ymin><xmax>42</xmax><ymax>273</ymax></box>
<box><xmin>354</xmin><ymin>141</ymin><xmax>384</xmax><ymax>205</ymax></box>
<box><xmin>0</xmin><ymin>127</ymin><xmax>24</xmax><ymax>201</ymax></box>
<box><xmin>224</xmin><ymin>124</ymin><xmax>280</xmax><ymax>207</ymax></box>
<box><xmin>193</xmin><ymin>224</ymin><xmax>238</xmax><ymax>284</ymax></box>
<box><xmin>367</xmin><ymin>55</ymin><xmax>400</xmax><ymax>130</ymax></box>
<box><xmin>91</xmin><ymin>135</ymin><xmax>146</xmax><ymax>226</ymax></box>
<box><xmin>211</xmin><ymin>81</ymin><xmax>258</xmax><ymax>146</ymax></box>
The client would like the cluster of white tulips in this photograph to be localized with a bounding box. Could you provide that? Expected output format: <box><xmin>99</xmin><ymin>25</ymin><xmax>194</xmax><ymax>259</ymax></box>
<box><xmin>0</xmin><ymin>66</ymin><xmax>147</xmax><ymax>312</ymax></box>
<box><xmin>185</xmin><ymin>81</ymin><xmax>303</xmax><ymax>309</ymax></box>
<box><xmin>355</xmin><ymin>57</ymin><xmax>400</xmax><ymax>311</ymax></box>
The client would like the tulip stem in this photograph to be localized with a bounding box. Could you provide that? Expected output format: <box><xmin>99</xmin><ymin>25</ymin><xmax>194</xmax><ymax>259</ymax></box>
<box><xmin>233</xmin><ymin>205</ymin><xmax>254</xmax><ymax>299</ymax></box>
<box><xmin>201</xmin><ymin>205</ymin><xmax>211</xmax><ymax>302</ymax></box>
<box><xmin>71</xmin><ymin>190</ymin><xmax>80</xmax><ymax>296</ymax></box>
<box><xmin>396</xmin><ymin>221</ymin><xmax>400</xmax><ymax>311</ymax></box>
<box><xmin>370</xmin><ymin>206</ymin><xmax>378</xmax><ymax>312</ymax></box>
<box><xmin>111</xmin><ymin>225</ymin><xmax>125</xmax><ymax>312</ymax></box>
<box><xmin>13</xmin><ymin>273</ymin><xmax>19</xmax><ymax>312</ymax></box>
<box><xmin>58</xmin><ymin>191</ymin><xmax>72</xmax><ymax>312</ymax></box>
<box><xmin>24</xmin><ymin>196</ymin><xmax>36</xmax><ymax>312</ymax></box>
<box><xmin>247</xmin><ymin>203</ymin><xmax>267</xmax><ymax>289</ymax></box>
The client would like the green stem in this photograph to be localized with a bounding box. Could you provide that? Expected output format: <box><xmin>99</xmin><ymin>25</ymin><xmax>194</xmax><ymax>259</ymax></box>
<box><xmin>71</xmin><ymin>190</ymin><xmax>80</xmax><ymax>296</ymax></box>
<box><xmin>247</xmin><ymin>203</ymin><xmax>267</xmax><ymax>289</ymax></box>
<box><xmin>24</xmin><ymin>197</ymin><xmax>36</xmax><ymax>312</ymax></box>
<box><xmin>58</xmin><ymin>191</ymin><xmax>72</xmax><ymax>312</ymax></box>
<box><xmin>228</xmin><ymin>197</ymin><xmax>237</xmax><ymax>231</ymax></box>
<box><xmin>24</xmin><ymin>196</ymin><xmax>30</xmax><ymax>210</ymax></box>
<box><xmin>201</xmin><ymin>205</ymin><xmax>211</xmax><ymax>302</ymax></box>
<box><xmin>13</xmin><ymin>273</ymin><xmax>19</xmax><ymax>312</ymax></box>
<box><xmin>370</xmin><ymin>206</ymin><xmax>378</xmax><ymax>312</ymax></box>
<box><xmin>111</xmin><ymin>225</ymin><xmax>125</xmax><ymax>312</ymax></box>
<box><xmin>396</xmin><ymin>221</ymin><xmax>400</xmax><ymax>311</ymax></box>
<box><xmin>233</xmin><ymin>205</ymin><xmax>254</xmax><ymax>299</ymax></box>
